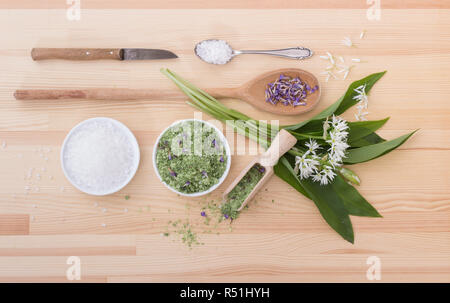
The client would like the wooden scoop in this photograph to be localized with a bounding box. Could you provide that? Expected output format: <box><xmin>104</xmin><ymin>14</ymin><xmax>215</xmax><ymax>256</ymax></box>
<box><xmin>222</xmin><ymin>129</ymin><xmax>297</xmax><ymax>212</ymax></box>
<box><xmin>14</xmin><ymin>68</ymin><xmax>320</xmax><ymax>116</ymax></box>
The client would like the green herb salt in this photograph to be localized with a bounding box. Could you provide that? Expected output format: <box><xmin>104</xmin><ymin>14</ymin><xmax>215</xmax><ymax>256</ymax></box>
<box><xmin>221</xmin><ymin>163</ymin><xmax>266</xmax><ymax>219</ymax></box>
<box><xmin>155</xmin><ymin>120</ymin><xmax>227</xmax><ymax>194</ymax></box>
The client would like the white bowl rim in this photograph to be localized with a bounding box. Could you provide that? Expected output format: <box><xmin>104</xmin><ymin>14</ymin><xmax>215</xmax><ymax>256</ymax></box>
<box><xmin>152</xmin><ymin>118</ymin><xmax>231</xmax><ymax>197</ymax></box>
<box><xmin>61</xmin><ymin>117</ymin><xmax>140</xmax><ymax>196</ymax></box>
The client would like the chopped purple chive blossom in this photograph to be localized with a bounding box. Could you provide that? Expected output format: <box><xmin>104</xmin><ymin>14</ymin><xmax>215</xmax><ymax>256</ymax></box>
<box><xmin>265</xmin><ymin>74</ymin><xmax>318</xmax><ymax>107</ymax></box>
<box><xmin>168</xmin><ymin>152</ymin><xmax>172</xmax><ymax>160</ymax></box>
<box><xmin>211</xmin><ymin>139</ymin><xmax>216</xmax><ymax>147</ymax></box>
<box><xmin>220</xmin><ymin>155</ymin><xmax>224</xmax><ymax>162</ymax></box>
<box><xmin>201</xmin><ymin>170</ymin><xmax>208</xmax><ymax>178</ymax></box>
<box><xmin>168</xmin><ymin>168</ymin><xmax>177</xmax><ymax>177</ymax></box>
<box><xmin>201</xmin><ymin>211</ymin><xmax>206</xmax><ymax>217</ymax></box>
<box><xmin>224</xmin><ymin>214</ymin><xmax>229</xmax><ymax>219</ymax></box>
<box><xmin>258</xmin><ymin>166</ymin><xmax>266</xmax><ymax>173</ymax></box>
<box><xmin>184</xmin><ymin>181</ymin><xmax>191</xmax><ymax>186</ymax></box>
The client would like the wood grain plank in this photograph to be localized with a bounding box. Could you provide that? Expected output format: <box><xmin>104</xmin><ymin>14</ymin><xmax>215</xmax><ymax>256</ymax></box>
<box><xmin>0</xmin><ymin>215</ymin><xmax>29</xmax><ymax>235</ymax></box>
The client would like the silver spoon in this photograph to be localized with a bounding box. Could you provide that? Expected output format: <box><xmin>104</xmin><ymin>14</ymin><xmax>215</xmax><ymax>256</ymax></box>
<box><xmin>194</xmin><ymin>39</ymin><xmax>313</xmax><ymax>65</ymax></box>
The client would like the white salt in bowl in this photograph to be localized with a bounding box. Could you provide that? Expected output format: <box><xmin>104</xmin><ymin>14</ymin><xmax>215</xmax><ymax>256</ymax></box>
<box><xmin>61</xmin><ymin>117</ymin><xmax>140</xmax><ymax>196</ymax></box>
<box><xmin>152</xmin><ymin>119</ymin><xmax>231</xmax><ymax>197</ymax></box>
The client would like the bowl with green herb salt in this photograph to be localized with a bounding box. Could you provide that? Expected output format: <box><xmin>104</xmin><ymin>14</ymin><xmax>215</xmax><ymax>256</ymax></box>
<box><xmin>152</xmin><ymin>119</ymin><xmax>231</xmax><ymax>197</ymax></box>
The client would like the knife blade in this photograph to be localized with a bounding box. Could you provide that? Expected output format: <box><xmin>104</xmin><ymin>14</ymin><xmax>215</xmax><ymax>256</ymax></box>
<box><xmin>31</xmin><ymin>48</ymin><xmax>178</xmax><ymax>61</ymax></box>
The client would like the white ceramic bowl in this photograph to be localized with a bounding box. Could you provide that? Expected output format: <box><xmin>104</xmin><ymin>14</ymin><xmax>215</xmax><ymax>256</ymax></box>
<box><xmin>152</xmin><ymin>119</ymin><xmax>231</xmax><ymax>197</ymax></box>
<box><xmin>61</xmin><ymin>117</ymin><xmax>140</xmax><ymax>196</ymax></box>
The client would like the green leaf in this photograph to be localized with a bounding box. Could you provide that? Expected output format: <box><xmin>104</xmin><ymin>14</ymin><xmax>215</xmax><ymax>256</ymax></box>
<box><xmin>332</xmin><ymin>175</ymin><xmax>382</xmax><ymax>217</ymax></box>
<box><xmin>299</xmin><ymin>178</ymin><xmax>355</xmax><ymax>243</ymax></box>
<box><xmin>334</xmin><ymin>71</ymin><xmax>387</xmax><ymax>115</ymax></box>
<box><xmin>344</xmin><ymin>130</ymin><xmax>418</xmax><ymax>164</ymax></box>
<box><xmin>350</xmin><ymin>132</ymin><xmax>385</xmax><ymax>147</ymax></box>
<box><xmin>283</xmin><ymin>71</ymin><xmax>386</xmax><ymax>132</ymax></box>
<box><xmin>274</xmin><ymin>157</ymin><xmax>310</xmax><ymax>199</ymax></box>
<box><xmin>275</xmin><ymin>156</ymin><xmax>354</xmax><ymax>243</ymax></box>
<box><xmin>347</xmin><ymin>118</ymin><xmax>389</xmax><ymax>144</ymax></box>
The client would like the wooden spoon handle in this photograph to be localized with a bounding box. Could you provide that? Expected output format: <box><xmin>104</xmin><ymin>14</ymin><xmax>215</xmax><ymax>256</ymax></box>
<box><xmin>14</xmin><ymin>88</ymin><xmax>183</xmax><ymax>100</ymax></box>
<box><xmin>31</xmin><ymin>48</ymin><xmax>122</xmax><ymax>60</ymax></box>
<box><xmin>206</xmin><ymin>87</ymin><xmax>242</xmax><ymax>99</ymax></box>
<box><xmin>260</xmin><ymin>129</ymin><xmax>297</xmax><ymax>167</ymax></box>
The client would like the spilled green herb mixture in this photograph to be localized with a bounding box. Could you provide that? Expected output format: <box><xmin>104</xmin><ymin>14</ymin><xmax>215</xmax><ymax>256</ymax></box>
<box><xmin>156</xmin><ymin>120</ymin><xmax>227</xmax><ymax>194</ymax></box>
<box><xmin>221</xmin><ymin>163</ymin><xmax>265</xmax><ymax>220</ymax></box>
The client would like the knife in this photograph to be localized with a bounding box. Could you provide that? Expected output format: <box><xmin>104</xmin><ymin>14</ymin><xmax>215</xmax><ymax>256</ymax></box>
<box><xmin>31</xmin><ymin>48</ymin><xmax>178</xmax><ymax>61</ymax></box>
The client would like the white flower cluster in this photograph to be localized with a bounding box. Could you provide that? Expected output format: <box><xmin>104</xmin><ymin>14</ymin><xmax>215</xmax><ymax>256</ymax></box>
<box><xmin>295</xmin><ymin>115</ymin><xmax>349</xmax><ymax>185</ymax></box>
<box><xmin>354</xmin><ymin>84</ymin><xmax>369</xmax><ymax>121</ymax></box>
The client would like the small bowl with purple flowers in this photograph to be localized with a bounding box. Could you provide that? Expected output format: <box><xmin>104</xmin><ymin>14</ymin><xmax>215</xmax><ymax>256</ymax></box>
<box><xmin>152</xmin><ymin>119</ymin><xmax>231</xmax><ymax>197</ymax></box>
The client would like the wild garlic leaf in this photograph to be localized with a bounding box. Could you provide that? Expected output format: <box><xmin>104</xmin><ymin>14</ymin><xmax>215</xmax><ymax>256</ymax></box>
<box><xmin>344</xmin><ymin>130</ymin><xmax>418</xmax><ymax>164</ymax></box>
<box><xmin>283</xmin><ymin>71</ymin><xmax>386</xmax><ymax>132</ymax></box>
<box><xmin>334</xmin><ymin>71</ymin><xmax>386</xmax><ymax>115</ymax></box>
<box><xmin>349</xmin><ymin>132</ymin><xmax>385</xmax><ymax>147</ymax></box>
<box><xmin>331</xmin><ymin>175</ymin><xmax>382</xmax><ymax>217</ymax></box>
<box><xmin>274</xmin><ymin>156</ymin><xmax>310</xmax><ymax>199</ymax></box>
<box><xmin>347</xmin><ymin>118</ymin><xmax>389</xmax><ymax>144</ymax></box>
<box><xmin>299</xmin><ymin>177</ymin><xmax>355</xmax><ymax>244</ymax></box>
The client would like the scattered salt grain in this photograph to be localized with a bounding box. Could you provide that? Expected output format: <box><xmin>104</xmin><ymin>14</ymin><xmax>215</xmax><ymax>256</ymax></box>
<box><xmin>60</xmin><ymin>186</ymin><xmax>65</xmax><ymax>192</ymax></box>
<box><xmin>26</xmin><ymin>168</ymin><xmax>33</xmax><ymax>179</ymax></box>
<box><xmin>124</xmin><ymin>208</ymin><xmax>128</xmax><ymax>213</ymax></box>
<box><xmin>342</xmin><ymin>37</ymin><xmax>353</xmax><ymax>47</ymax></box>
<box><xmin>31</xmin><ymin>216</ymin><xmax>35</xmax><ymax>222</ymax></box>
<box><xmin>195</xmin><ymin>40</ymin><xmax>233</xmax><ymax>65</ymax></box>
<box><xmin>102</xmin><ymin>208</ymin><xmax>107</xmax><ymax>213</ymax></box>
<box><xmin>101</xmin><ymin>223</ymin><xmax>106</xmax><ymax>228</ymax></box>
<box><xmin>63</xmin><ymin>119</ymin><xmax>137</xmax><ymax>194</ymax></box>
<box><xmin>360</xmin><ymin>30</ymin><xmax>366</xmax><ymax>39</ymax></box>
<box><xmin>352</xmin><ymin>58</ymin><xmax>361</xmax><ymax>62</ymax></box>
<box><xmin>93</xmin><ymin>202</ymin><xmax>99</xmax><ymax>207</ymax></box>
<box><xmin>1</xmin><ymin>140</ymin><xmax>6</xmax><ymax>149</ymax></box>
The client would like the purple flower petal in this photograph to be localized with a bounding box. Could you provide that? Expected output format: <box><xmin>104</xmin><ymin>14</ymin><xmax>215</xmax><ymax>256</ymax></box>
<box><xmin>201</xmin><ymin>211</ymin><xmax>206</xmax><ymax>217</ymax></box>
<box><xmin>168</xmin><ymin>168</ymin><xmax>177</xmax><ymax>177</ymax></box>
<box><xmin>220</xmin><ymin>155</ymin><xmax>224</xmax><ymax>162</ymax></box>
<box><xmin>224</xmin><ymin>214</ymin><xmax>229</xmax><ymax>219</ymax></box>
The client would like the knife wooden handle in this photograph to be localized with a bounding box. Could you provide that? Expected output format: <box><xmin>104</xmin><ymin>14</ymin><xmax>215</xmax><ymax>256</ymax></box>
<box><xmin>31</xmin><ymin>48</ymin><xmax>122</xmax><ymax>61</ymax></box>
<box><xmin>14</xmin><ymin>88</ymin><xmax>184</xmax><ymax>100</ymax></box>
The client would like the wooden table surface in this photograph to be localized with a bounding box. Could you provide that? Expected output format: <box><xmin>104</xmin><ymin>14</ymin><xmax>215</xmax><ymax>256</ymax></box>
<box><xmin>0</xmin><ymin>1</ymin><xmax>449</xmax><ymax>282</ymax></box>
